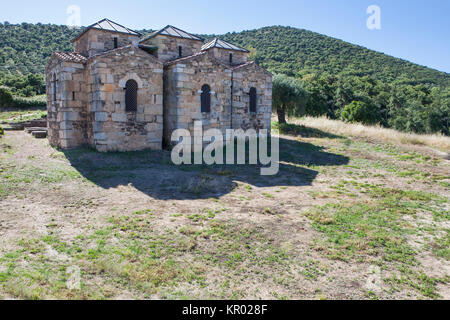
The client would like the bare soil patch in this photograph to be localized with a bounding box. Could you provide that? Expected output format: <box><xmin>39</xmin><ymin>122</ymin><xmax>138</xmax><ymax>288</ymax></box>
<box><xmin>0</xmin><ymin>126</ymin><xmax>448</xmax><ymax>300</ymax></box>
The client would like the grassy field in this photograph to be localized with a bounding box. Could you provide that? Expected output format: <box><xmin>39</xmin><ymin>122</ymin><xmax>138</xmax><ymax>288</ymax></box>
<box><xmin>0</xmin><ymin>108</ymin><xmax>46</xmax><ymax>124</ymax></box>
<box><xmin>0</xmin><ymin>118</ymin><xmax>448</xmax><ymax>300</ymax></box>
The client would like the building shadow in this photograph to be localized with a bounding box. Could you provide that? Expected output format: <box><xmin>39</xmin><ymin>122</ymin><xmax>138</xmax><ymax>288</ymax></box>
<box><xmin>62</xmin><ymin>127</ymin><xmax>349</xmax><ymax>200</ymax></box>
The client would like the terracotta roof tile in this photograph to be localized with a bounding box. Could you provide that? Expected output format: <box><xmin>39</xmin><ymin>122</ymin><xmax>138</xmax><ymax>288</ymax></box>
<box><xmin>164</xmin><ymin>52</ymin><xmax>208</xmax><ymax>67</ymax></box>
<box><xmin>54</xmin><ymin>52</ymin><xmax>87</xmax><ymax>63</ymax></box>
<box><xmin>87</xmin><ymin>45</ymin><xmax>132</xmax><ymax>60</ymax></box>
<box><xmin>232</xmin><ymin>61</ymin><xmax>255</xmax><ymax>70</ymax></box>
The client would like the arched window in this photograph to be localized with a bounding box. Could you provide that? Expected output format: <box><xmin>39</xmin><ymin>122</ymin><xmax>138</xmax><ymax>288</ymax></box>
<box><xmin>249</xmin><ymin>87</ymin><xmax>257</xmax><ymax>113</ymax></box>
<box><xmin>201</xmin><ymin>84</ymin><xmax>211</xmax><ymax>113</ymax></box>
<box><xmin>125</xmin><ymin>80</ymin><xmax>138</xmax><ymax>112</ymax></box>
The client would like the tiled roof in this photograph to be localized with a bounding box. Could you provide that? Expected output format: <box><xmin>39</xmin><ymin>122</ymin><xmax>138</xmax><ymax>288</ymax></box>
<box><xmin>86</xmin><ymin>45</ymin><xmax>162</xmax><ymax>65</ymax></box>
<box><xmin>201</xmin><ymin>38</ymin><xmax>249</xmax><ymax>53</ymax></box>
<box><xmin>53</xmin><ymin>52</ymin><xmax>87</xmax><ymax>63</ymax></box>
<box><xmin>232</xmin><ymin>61</ymin><xmax>273</xmax><ymax>77</ymax></box>
<box><xmin>141</xmin><ymin>25</ymin><xmax>204</xmax><ymax>42</ymax></box>
<box><xmin>73</xmin><ymin>18</ymin><xmax>141</xmax><ymax>42</ymax></box>
<box><xmin>164</xmin><ymin>52</ymin><xmax>207</xmax><ymax>67</ymax></box>
<box><xmin>87</xmin><ymin>45</ymin><xmax>132</xmax><ymax>60</ymax></box>
<box><xmin>232</xmin><ymin>61</ymin><xmax>255</xmax><ymax>70</ymax></box>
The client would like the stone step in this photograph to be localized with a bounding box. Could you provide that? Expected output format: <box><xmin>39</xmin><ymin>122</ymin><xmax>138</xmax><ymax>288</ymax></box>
<box><xmin>26</xmin><ymin>127</ymin><xmax>48</xmax><ymax>134</ymax></box>
<box><xmin>4</xmin><ymin>123</ymin><xmax>25</xmax><ymax>131</ymax></box>
<box><xmin>32</xmin><ymin>131</ymin><xmax>47</xmax><ymax>139</ymax></box>
<box><xmin>0</xmin><ymin>120</ymin><xmax>47</xmax><ymax>131</ymax></box>
<box><xmin>27</xmin><ymin>120</ymin><xmax>47</xmax><ymax>128</ymax></box>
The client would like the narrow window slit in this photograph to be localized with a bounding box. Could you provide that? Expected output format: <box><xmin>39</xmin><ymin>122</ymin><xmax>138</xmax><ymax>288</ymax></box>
<box><xmin>201</xmin><ymin>84</ymin><xmax>211</xmax><ymax>113</ymax></box>
<box><xmin>249</xmin><ymin>87</ymin><xmax>257</xmax><ymax>113</ymax></box>
<box><xmin>125</xmin><ymin>80</ymin><xmax>138</xmax><ymax>112</ymax></box>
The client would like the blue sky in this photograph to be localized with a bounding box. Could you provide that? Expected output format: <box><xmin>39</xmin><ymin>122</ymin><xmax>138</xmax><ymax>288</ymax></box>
<box><xmin>1</xmin><ymin>0</ymin><xmax>449</xmax><ymax>73</ymax></box>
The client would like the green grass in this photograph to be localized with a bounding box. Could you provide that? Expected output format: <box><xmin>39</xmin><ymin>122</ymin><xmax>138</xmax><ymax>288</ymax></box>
<box><xmin>304</xmin><ymin>185</ymin><xmax>448</xmax><ymax>298</ymax></box>
<box><xmin>0</xmin><ymin>161</ymin><xmax>82</xmax><ymax>197</ymax></box>
<box><xmin>0</xmin><ymin>109</ymin><xmax>46</xmax><ymax>123</ymax></box>
<box><xmin>431</xmin><ymin>231</ymin><xmax>450</xmax><ymax>261</ymax></box>
<box><xmin>0</xmin><ymin>209</ymin><xmax>294</xmax><ymax>299</ymax></box>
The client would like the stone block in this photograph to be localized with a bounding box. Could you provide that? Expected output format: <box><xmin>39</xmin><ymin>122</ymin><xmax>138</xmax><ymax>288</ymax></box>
<box><xmin>95</xmin><ymin>112</ymin><xmax>108</xmax><ymax>122</ymax></box>
<box><xmin>104</xmin><ymin>84</ymin><xmax>115</xmax><ymax>92</ymax></box>
<box><xmin>112</xmin><ymin>113</ymin><xmax>127</xmax><ymax>122</ymax></box>
<box><xmin>106</xmin><ymin>74</ymin><xmax>115</xmax><ymax>84</ymax></box>
<box><xmin>62</xmin><ymin>112</ymin><xmax>80</xmax><ymax>121</ymax></box>
<box><xmin>61</xmin><ymin>73</ymin><xmax>73</xmax><ymax>81</ymax></box>
<box><xmin>59</xmin><ymin>130</ymin><xmax>72</xmax><ymax>139</ymax></box>
<box><xmin>59</xmin><ymin>122</ymin><xmax>73</xmax><ymax>130</ymax></box>
<box><xmin>93</xmin><ymin>122</ymin><xmax>104</xmax><ymax>132</ymax></box>
<box><xmin>94</xmin><ymin>132</ymin><xmax>107</xmax><ymax>141</ymax></box>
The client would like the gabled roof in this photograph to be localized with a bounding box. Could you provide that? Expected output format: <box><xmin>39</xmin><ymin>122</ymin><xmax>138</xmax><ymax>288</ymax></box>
<box><xmin>201</xmin><ymin>38</ymin><xmax>249</xmax><ymax>53</ymax></box>
<box><xmin>72</xmin><ymin>18</ymin><xmax>141</xmax><ymax>42</ymax></box>
<box><xmin>140</xmin><ymin>25</ymin><xmax>204</xmax><ymax>42</ymax></box>
<box><xmin>53</xmin><ymin>52</ymin><xmax>87</xmax><ymax>64</ymax></box>
<box><xmin>164</xmin><ymin>52</ymin><xmax>208</xmax><ymax>67</ymax></box>
<box><xmin>86</xmin><ymin>45</ymin><xmax>163</xmax><ymax>65</ymax></box>
<box><xmin>232</xmin><ymin>61</ymin><xmax>273</xmax><ymax>77</ymax></box>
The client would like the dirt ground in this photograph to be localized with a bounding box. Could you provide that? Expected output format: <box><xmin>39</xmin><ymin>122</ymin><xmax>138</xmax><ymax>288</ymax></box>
<box><xmin>0</xmin><ymin>126</ymin><xmax>448</xmax><ymax>300</ymax></box>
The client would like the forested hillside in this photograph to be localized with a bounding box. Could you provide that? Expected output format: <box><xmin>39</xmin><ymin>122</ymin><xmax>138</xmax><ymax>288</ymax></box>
<box><xmin>2</xmin><ymin>23</ymin><xmax>448</xmax><ymax>86</ymax></box>
<box><xmin>216</xmin><ymin>26</ymin><xmax>449</xmax><ymax>87</ymax></box>
<box><xmin>0</xmin><ymin>22</ymin><xmax>449</xmax><ymax>134</ymax></box>
<box><xmin>0</xmin><ymin>23</ymin><xmax>79</xmax><ymax>75</ymax></box>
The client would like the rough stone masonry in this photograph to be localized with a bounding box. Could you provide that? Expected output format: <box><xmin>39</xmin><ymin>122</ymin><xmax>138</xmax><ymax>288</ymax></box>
<box><xmin>46</xmin><ymin>19</ymin><xmax>272</xmax><ymax>151</ymax></box>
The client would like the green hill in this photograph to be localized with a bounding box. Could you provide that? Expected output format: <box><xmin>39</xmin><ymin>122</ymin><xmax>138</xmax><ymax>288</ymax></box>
<box><xmin>0</xmin><ymin>23</ymin><xmax>448</xmax><ymax>134</ymax></box>
<box><xmin>1</xmin><ymin>23</ymin><xmax>448</xmax><ymax>85</ymax></box>
<box><xmin>0</xmin><ymin>22</ymin><xmax>79</xmax><ymax>76</ymax></box>
<box><xmin>215</xmin><ymin>26</ymin><xmax>449</xmax><ymax>87</ymax></box>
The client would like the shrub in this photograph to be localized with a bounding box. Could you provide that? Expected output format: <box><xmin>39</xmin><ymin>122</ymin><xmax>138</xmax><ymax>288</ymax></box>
<box><xmin>0</xmin><ymin>87</ymin><xmax>45</xmax><ymax>109</ymax></box>
<box><xmin>0</xmin><ymin>86</ymin><xmax>14</xmax><ymax>108</ymax></box>
<box><xmin>340</xmin><ymin>100</ymin><xmax>381</xmax><ymax>125</ymax></box>
<box><xmin>10</xmin><ymin>95</ymin><xmax>46</xmax><ymax>108</ymax></box>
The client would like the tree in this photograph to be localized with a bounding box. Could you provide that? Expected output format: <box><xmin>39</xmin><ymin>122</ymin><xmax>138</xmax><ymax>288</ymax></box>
<box><xmin>272</xmin><ymin>74</ymin><xmax>308</xmax><ymax>123</ymax></box>
<box><xmin>0</xmin><ymin>86</ymin><xmax>13</xmax><ymax>108</ymax></box>
<box><xmin>340</xmin><ymin>100</ymin><xmax>381</xmax><ymax>125</ymax></box>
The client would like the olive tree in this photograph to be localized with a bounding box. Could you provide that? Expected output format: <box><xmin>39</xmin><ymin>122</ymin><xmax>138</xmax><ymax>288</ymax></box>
<box><xmin>272</xmin><ymin>74</ymin><xmax>308</xmax><ymax>123</ymax></box>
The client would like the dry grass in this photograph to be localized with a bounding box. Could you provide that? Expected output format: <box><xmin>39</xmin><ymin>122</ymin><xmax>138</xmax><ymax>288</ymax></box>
<box><xmin>289</xmin><ymin>116</ymin><xmax>450</xmax><ymax>152</ymax></box>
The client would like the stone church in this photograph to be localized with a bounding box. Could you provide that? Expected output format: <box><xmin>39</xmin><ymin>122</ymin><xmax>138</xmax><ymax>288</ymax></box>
<box><xmin>46</xmin><ymin>19</ymin><xmax>272</xmax><ymax>151</ymax></box>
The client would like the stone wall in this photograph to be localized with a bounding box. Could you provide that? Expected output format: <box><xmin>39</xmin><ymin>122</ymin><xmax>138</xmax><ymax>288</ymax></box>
<box><xmin>86</xmin><ymin>46</ymin><xmax>164</xmax><ymax>152</ymax></box>
<box><xmin>232</xmin><ymin>63</ymin><xmax>272</xmax><ymax>131</ymax></box>
<box><xmin>141</xmin><ymin>35</ymin><xmax>204</xmax><ymax>63</ymax></box>
<box><xmin>207</xmin><ymin>48</ymin><xmax>248</xmax><ymax>66</ymax></box>
<box><xmin>74</xmin><ymin>29</ymin><xmax>140</xmax><ymax>57</ymax></box>
<box><xmin>164</xmin><ymin>56</ymin><xmax>272</xmax><ymax>147</ymax></box>
<box><xmin>45</xmin><ymin>57</ymin><xmax>87</xmax><ymax>149</ymax></box>
<box><xmin>163</xmin><ymin>54</ymin><xmax>232</xmax><ymax>146</ymax></box>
